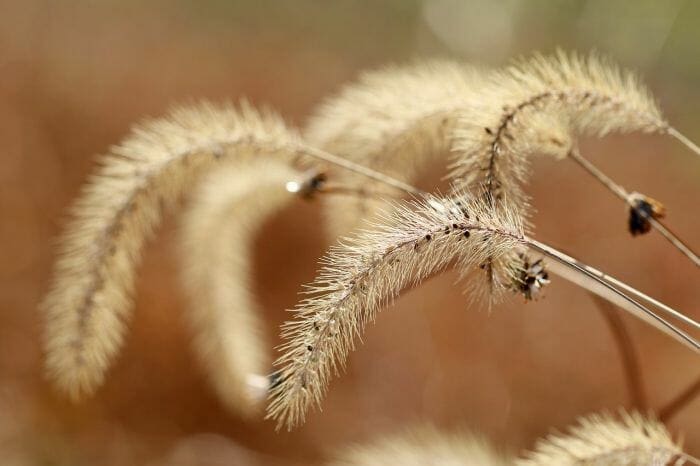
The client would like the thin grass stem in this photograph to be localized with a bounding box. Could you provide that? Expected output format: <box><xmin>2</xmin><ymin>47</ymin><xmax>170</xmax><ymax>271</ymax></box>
<box><xmin>659</xmin><ymin>375</ymin><xmax>700</xmax><ymax>423</ymax></box>
<box><xmin>568</xmin><ymin>149</ymin><xmax>700</xmax><ymax>268</ymax></box>
<box><xmin>589</xmin><ymin>293</ymin><xmax>647</xmax><ymax>410</ymax></box>
<box><xmin>298</xmin><ymin>143</ymin><xmax>426</xmax><ymax>197</ymax></box>
<box><xmin>668</xmin><ymin>126</ymin><xmax>700</xmax><ymax>159</ymax></box>
<box><xmin>527</xmin><ymin>238</ymin><xmax>700</xmax><ymax>352</ymax></box>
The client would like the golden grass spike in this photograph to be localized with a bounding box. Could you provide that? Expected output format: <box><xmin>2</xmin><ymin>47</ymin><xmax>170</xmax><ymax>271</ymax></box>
<box><xmin>327</xmin><ymin>425</ymin><xmax>510</xmax><ymax>466</ymax></box>
<box><xmin>304</xmin><ymin>60</ymin><xmax>490</xmax><ymax>237</ymax></box>
<box><xmin>41</xmin><ymin>101</ymin><xmax>302</xmax><ymax>400</ymax></box>
<box><xmin>179</xmin><ymin>160</ymin><xmax>304</xmax><ymax>417</ymax></box>
<box><xmin>451</xmin><ymin>50</ymin><xmax>666</xmax><ymax>198</ymax></box>
<box><xmin>267</xmin><ymin>193</ymin><xmax>527</xmax><ymax>430</ymax></box>
<box><xmin>517</xmin><ymin>410</ymin><xmax>692</xmax><ymax>466</ymax></box>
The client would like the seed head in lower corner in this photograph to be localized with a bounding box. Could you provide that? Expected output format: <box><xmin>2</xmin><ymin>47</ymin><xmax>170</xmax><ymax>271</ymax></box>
<box><xmin>513</xmin><ymin>254</ymin><xmax>550</xmax><ymax>301</ymax></box>
<box><xmin>628</xmin><ymin>192</ymin><xmax>666</xmax><ymax>236</ymax></box>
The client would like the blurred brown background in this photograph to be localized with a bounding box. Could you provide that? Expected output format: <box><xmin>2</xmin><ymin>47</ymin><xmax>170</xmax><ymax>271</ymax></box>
<box><xmin>2</xmin><ymin>0</ymin><xmax>700</xmax><ymax>464</ymax></box>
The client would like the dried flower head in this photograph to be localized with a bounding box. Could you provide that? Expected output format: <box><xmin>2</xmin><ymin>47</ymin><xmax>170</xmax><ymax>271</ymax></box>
<box><xmin>41</xmin><ymin>101</ymin><xmax>312</xmax><ymax>400</ymax></box>
<box><xmin>305</xmin><ymin>60</ymin><xmax>489</xmax><ymax>237</ymax></box>
<box><xmin>513</xmin><ymin>254</ymin><xmax>550</xmax><ymax>301</ymax></box>
<box><xmin>628</xmin><ymin>192</ymin><xmax>666</xmax><ymax>236</ymax></box>
<box><xmin>328</xmin><ymin>425</ymin><xmax>510</xmax><ymax>466</ymax></box>
<box><xmin>517</xmin><ymin>410</ymin><xmax>690</xmax><ymax>466</ymax></box>
<box><xmin>267</xmin><ymin>192</ymin><xmax>528</xmax><ymax>430</ymax></box>
<box><xmin>179</xmin><ymin>159</ymin><xmax>305</xmax><ymax>416</ymax></box>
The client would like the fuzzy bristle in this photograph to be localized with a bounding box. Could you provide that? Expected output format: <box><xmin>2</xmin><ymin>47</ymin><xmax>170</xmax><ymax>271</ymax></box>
<box><xmin>41</xmin><ymin>101</ymin><xmax>303</xmax><ymax>400</ymax></box>
<box><xmin>451</xmin><ymin>50</ymin><xmax>666</xmax><ymax>203</ymax></box>
<box><xmin>179</xmin><ymin>160</ymin><xmax>304</xmax><ymax>416</ymax></box>
<box><xmin>517</xmin><ymin>410</ymin><xmax>687</xmax><ymax>466</ymax></box>
<box><xmin>305</xmin><ymin>60</ymin><xmax>489</xmax><ymax>237</ymax></box>
<box><xmin>327</xmin><ymin>425</ymin><xmax>510</xmax><ymax>466</ymax></box>
<box><xmin>266</xmin><ymin>193</ymin><xmax>527</xmax><ymax>430</ymax></box>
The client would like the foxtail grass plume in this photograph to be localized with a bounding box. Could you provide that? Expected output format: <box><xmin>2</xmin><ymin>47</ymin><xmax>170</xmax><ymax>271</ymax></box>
<box><xmin>267</xmin><ymin>188</ymin><xmax>700</xmax><ymax>429</ymax></box>
<box><xmin>305</xmin><ymin>61</ymin><xmax>489</xmax><ymax>237</ymax></box>
<box><xmin>267</xmin><ymin>193</ymin><xmax>528</xmax><ymax>430</ymax></box>
<box><xmin>41</xmin><ymin>101</ymin><xmax>310</xmax><ymax>401</ymax></box>
<box><xmin>450</xmin><ymin>50</ymin><xmax>666</xmax><ymax>202</ymax></box>
<box><xmin>517</xmin><ymin>410</ymin><xmax>693</xmax><ymax>466</ymax></box>
<box><xmin>179</xmin><ymin>160</ymin><xmax>306</xmax><ymax>416</ymax></box>
<box><xmin>327</xmin><ymin>425</ymin><xmax>509</xmax><ymax>466</ymax></box>
<box><xmin>308</xmin><ymin>51</ymin><xmax>674</xmax><ymax>291</ymax></box>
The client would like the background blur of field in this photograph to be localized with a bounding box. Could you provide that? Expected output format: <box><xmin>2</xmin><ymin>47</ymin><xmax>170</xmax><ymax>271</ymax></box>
<box><xmin>2</xmin><ymin>1</ymin><xmax>700</xmax><ymax>464</ymax></box>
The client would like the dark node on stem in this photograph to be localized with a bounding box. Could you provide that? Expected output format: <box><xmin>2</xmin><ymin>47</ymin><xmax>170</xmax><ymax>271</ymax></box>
<box><xmin>268</xmin><ymin>371</ymin><xmax>285</xmax><ymax>391</ymax></box>
<box><xmin>454</xmin><ymin>201</ymin><xmax>469</xmax><ymax>218</ymax></box>
<box><xmin>514</xmin><ymin>254</ymin><xmax>550</xmax><ymax>301</ymax></box>
<box><xmin>463</xmin><ymin>230</ymin><xmax>470</xmax><ymax>238</ymax></box>
<box><xmin>628</xmin><ymin>193</ymin><xmax>666</xmax><ymax>236</ymax></box>
<box><xmin>292</xmin><ymin>170</ymin><xmax>327</xmax><ymax>199</ymax></box>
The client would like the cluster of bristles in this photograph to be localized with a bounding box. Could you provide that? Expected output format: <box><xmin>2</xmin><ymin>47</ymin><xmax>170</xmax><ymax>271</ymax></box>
<box><xmin>40</xmin><ymin>49</ymin><xmax>700</xmax><ymax>463</ymax></box>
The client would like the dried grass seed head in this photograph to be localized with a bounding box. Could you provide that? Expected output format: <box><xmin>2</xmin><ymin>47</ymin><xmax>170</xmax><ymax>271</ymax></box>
<box><xmin>517</xmin><ymin>410</ymin><xmax>688</xmax><ymax>466</ymax></box>
<box><xmin>266</xmin><ymin>192</ymin><xmax>528</xmax><ymax>430</ymax></box>
<box><xmin>179</xmin><ymin>159</ymin><xmax>305</xmax><ymax>416</ymax></box>
<box><xmin>450</xmin><ymin>50</ymin><xmax>665</xmax><ymax>206</ymax></box>
<box><xmin>41</xmin><ymin>101</ymin><xmax>306</xmax><ymax>400</ymax></box>
<box><xmin>305</xmin><ymin>60</ymin><xmax>490</xmax><ymax>237</ymax></box>
<box><xmin>327</xmin><ymin>425</ymin><xmax>510</xmax><ymax>466</ymax></box>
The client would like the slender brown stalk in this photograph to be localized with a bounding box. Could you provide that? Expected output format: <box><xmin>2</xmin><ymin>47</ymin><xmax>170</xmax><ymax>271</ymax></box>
<box><xmin>659</xmin><ymin>375</ymin><xmax>700</xmax><ymax>423</ymax></box>
<box><xmin>589</xmin><ymin>293</ymin><xmax>647</xmax><ymax>410</ymax></box>
<box><xmin>315</xmin><ymin>183</ymin><xmax>399</xmax><ymax>200</ymax></box>
<box><xmin>667</xmin><ymin>126</ymin><xmax>700</xmax><ymax>160</ymax></box>
<box><xmin>299</xmin><ymin>143</ymin><xmax>426</xmax><ymax>197</ymax></box>
<box><xmin>529</xmin><ymin>239</ymin><xmax>700</xmax><ymax>352</ymax></box>
<box><xmin>568</xmin><ymin>149</ymin><xmax>700</xmax><ymax>267</ymax></box>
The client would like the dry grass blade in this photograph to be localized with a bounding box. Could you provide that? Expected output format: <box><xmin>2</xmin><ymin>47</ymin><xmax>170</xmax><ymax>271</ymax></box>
<box><xmin>267</xmin><ymin>193</ymin><xmax>527</xmax><ymax>430</ymax></box>
<box><xmin>532</xmin><ymin>241</ymin><xmax>700</xmax><ymax>353</ymax></box>
<box><xmin>327</xmin><ymin>425</ymin><xmax>510</xmax><ymax>466</ymax></box>
<box><xmin>517</xmin><ymin>410</ymin><xmax>695</xmax><ymax>466</ymax></box>
<box><xmin>179</xmin><ymin>160</ymin><xmax>304</xmax><ymax>417</ymax></box>
<box><xmin>41</xmin><ymin>101</ymin><xmax>310</xmax><ymax>400</ymax></box>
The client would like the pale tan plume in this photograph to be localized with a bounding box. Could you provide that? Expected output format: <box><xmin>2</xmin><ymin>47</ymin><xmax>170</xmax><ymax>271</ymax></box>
<box><xmin>307</xmin><ymin>51</ymin><xmax>668</xmax><ymax>219</ymax></box>
<box><xmin>41</xmin><ymin>101</ymin><xmax>309</xmax><ymax>400</ymax></box>
<box><xmin>450</xmin><ymin>50</ymin><xmax>665</xmax><ymax>205</ymax></box>
<box><xmin>517</xmin><ymin>410</ymin><xmax>695</xmax><ymax>466</ymax></box>
<box><xmin>179</xmin><ymin>160</ymin><xmax>305</xmax><ymax>417</ymax></box>
<box><xmin>306</xmin><ymin>51</ymin><xmax>668</xmax><ymax>294</ymax></box>
<box><xmin>327</xmin><ymin>425</ymin><xmax>510</xmax><ymax>466</ymax></box>
<box><xmin>266</xmin><ymin>190</ymin><xmax>700</xmax><ymax>429</ymax></box>
<box><xmin>304</xmin><ymin>60</ymin><xmax>490</xmax><ymax>237</ymax></box>
<box><xmin>267</xmin><ymin>193</ymin><xmax>527</xmax><ymax>430</ymax></box>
